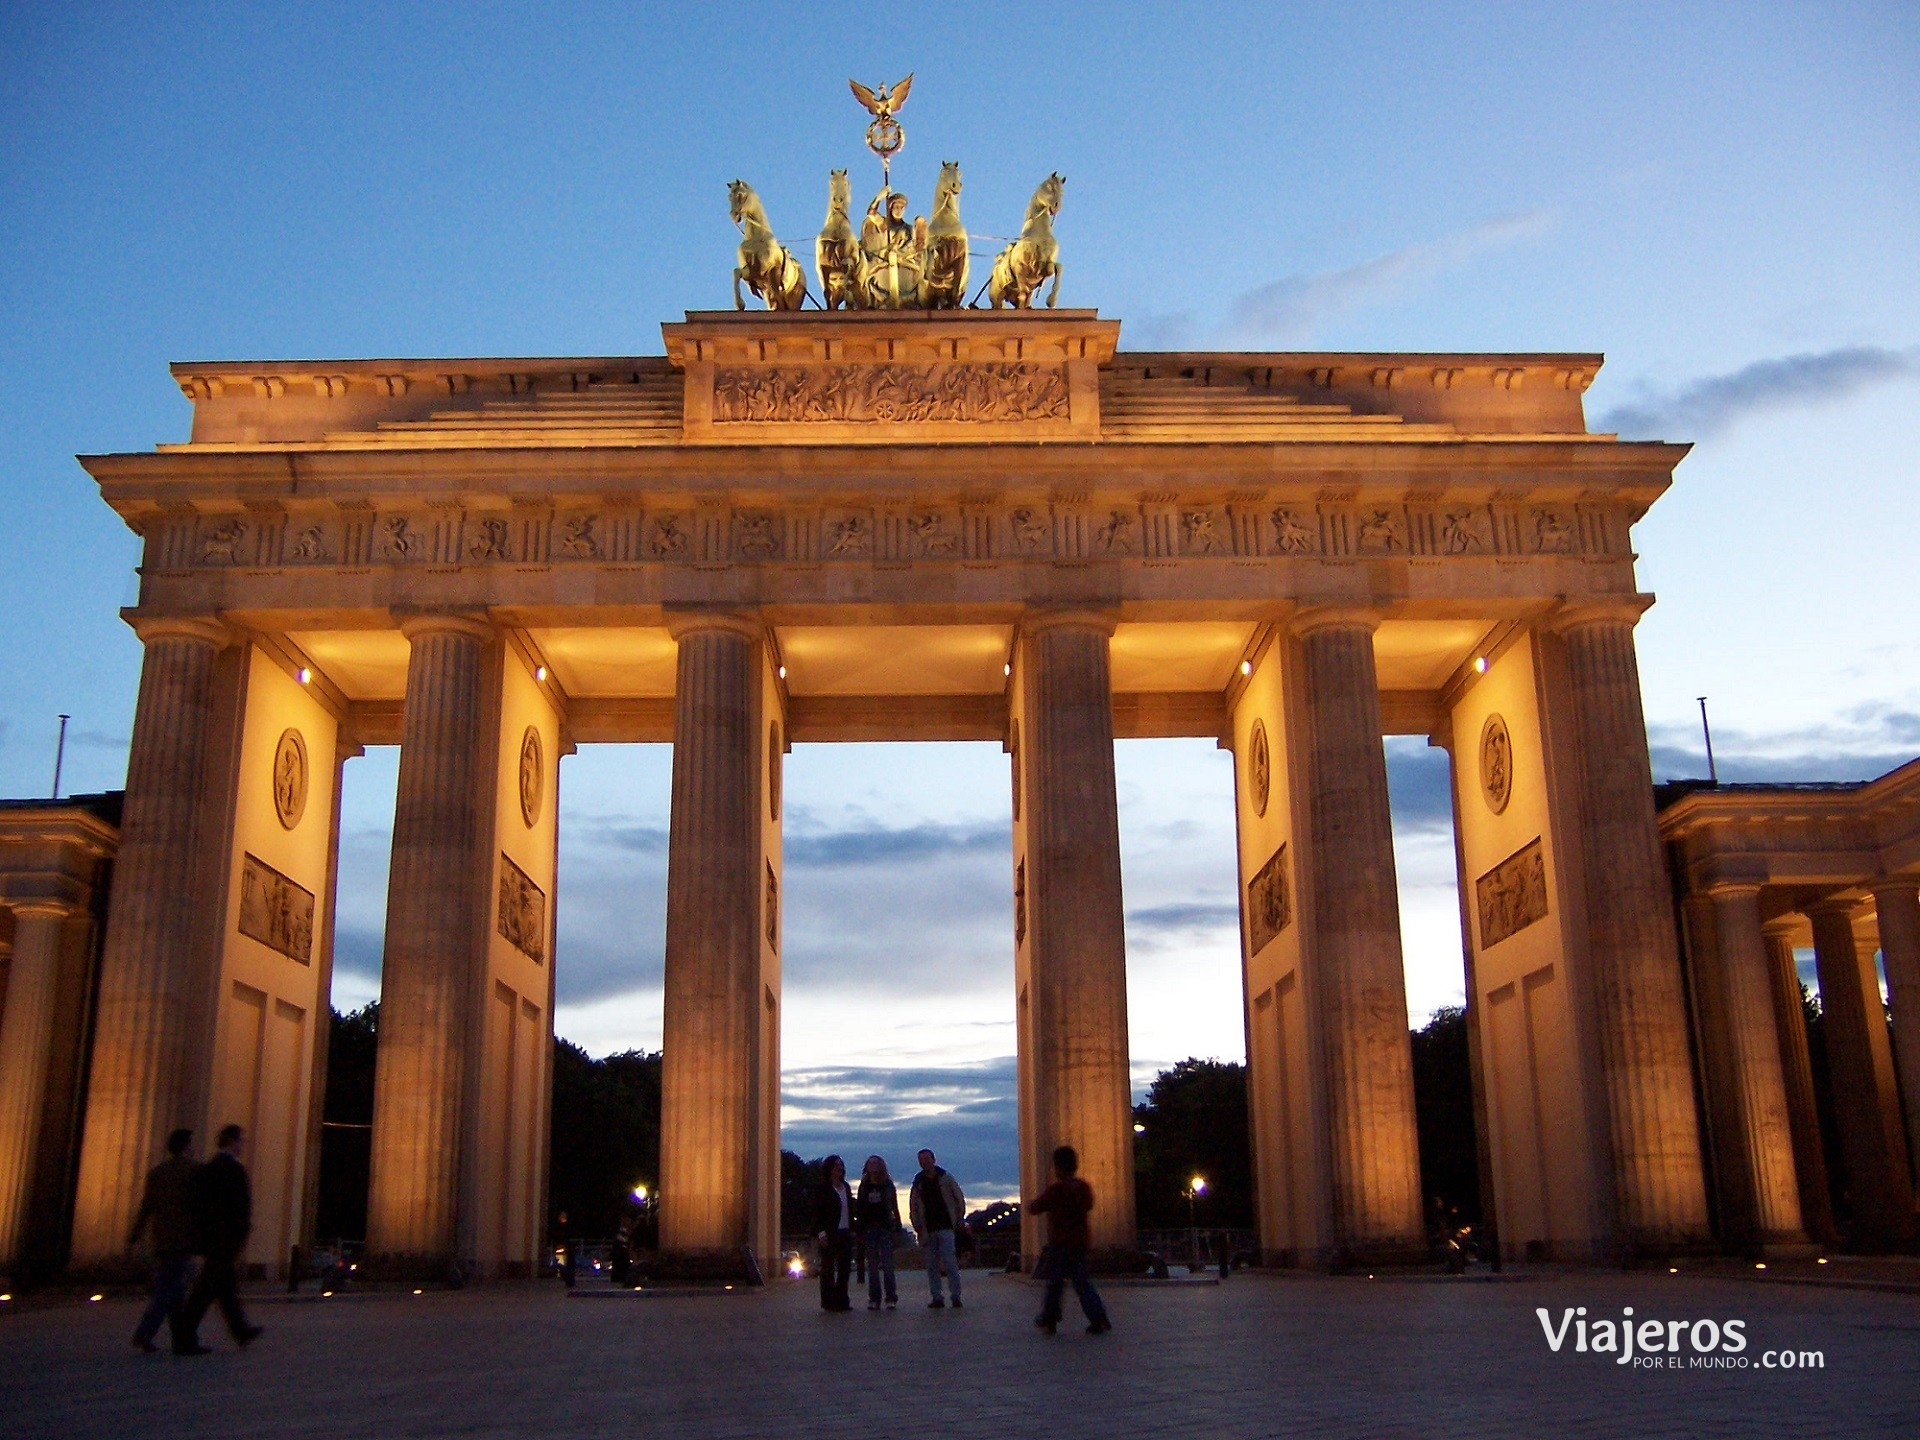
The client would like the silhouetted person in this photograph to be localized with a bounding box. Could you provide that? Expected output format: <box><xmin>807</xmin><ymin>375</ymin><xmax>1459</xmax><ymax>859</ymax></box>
<box><xmin>911</xmin><ymin>1147</ymin><xmax>966</xmax><ymax>1308</ymax></box>
<box><xmin>126</xmin><ymin>1128</ymin><xmax>197</xmax><ymax>1353</ymax></box>
<box><xmin>1030</xmin><ymin>1144</ymin><xmax>1110</xmax><ymax>1336</ymax></box>
<box><xmin>813</xmin><ymin>1154</ymin><xmax>854</xmax><ymax>1311</ymax></box>
<box><xmin>172</xmin><ymin>1124</ymin><xmax>262</xmax><ymax>1354</ymax></box>
<box><xmin>855</xmin><ymin>1155</ymin><xmax>900</xmax><ymax>1309</ymax></box>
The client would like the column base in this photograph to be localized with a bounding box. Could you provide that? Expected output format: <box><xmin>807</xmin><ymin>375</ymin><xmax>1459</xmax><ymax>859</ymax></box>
<box><xmin>641</xmin><ymin>1247</ymin><xmax>766</xmax><ymax>1286</ymax></box>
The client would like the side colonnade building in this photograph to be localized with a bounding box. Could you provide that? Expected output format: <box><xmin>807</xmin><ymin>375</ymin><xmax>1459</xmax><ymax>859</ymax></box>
<box><xmin>2</xmin><ymin>309</ymin><xmax>1777</xmax><ymax>1281</ymax></box>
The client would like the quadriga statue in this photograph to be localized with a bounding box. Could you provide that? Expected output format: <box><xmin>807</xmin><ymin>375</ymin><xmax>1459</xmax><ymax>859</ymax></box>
<box><xmin>729</xmin><ymin>179</ymin><xmax>807</xmax><ymax>311</ymax></box>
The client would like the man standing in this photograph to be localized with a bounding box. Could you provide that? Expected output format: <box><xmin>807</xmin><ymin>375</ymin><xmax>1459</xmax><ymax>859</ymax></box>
<box><xmin>126</xmin><ymin>1128</ymin><xmax>196</xmax><ymax>1353</ymax></box>
<box><xmin>172</xmin><ymin>1124</ymin><xmax>262</xmax><ymax>1355</ymax></box>
<box><xmin>909</xmin><ymin>1148</ymin><xmax>966</xmax><ymax>1309</ymax></box>
<box><xmin>1030</xmin><ymin>1145</ymin><xmax>1111</xmax><ymax>1336</ymax></box>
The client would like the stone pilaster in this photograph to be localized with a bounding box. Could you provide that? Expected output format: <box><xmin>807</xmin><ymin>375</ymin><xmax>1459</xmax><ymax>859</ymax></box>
<box><xmin>366</xmin><ymin>614</ymin><xmax>494</xmax><ymax>1267</ymax></box>
<box><xmin>658</xmin><ymin>612</ymin><xmax>765</xmax><ymax>1273</ymax></box>
<box><xmin>1291</xmin><ymin>608</ymin><xmax>1423</xmax><ymax>1261</ymax></box>
<box><xmin>0</xmin><ymin>902</ymin><xmax>78</xmax><ymax>1270</ymax></box>
<box><xmin>1807</xmin><ymin>898</ymin><xmax>1915</xmax><ymax>1247</ymax></box>
<box><xmin>1016</xmin><ymin>610</ymin><xmax>1136</xmax><ymax>1260</ymax></box>
<box><xmin>1868</xmin><ymin>881</ymin><xmax>1920</xmax><ymax>1185</ymax></box>
<box><xmin>1761</xmin><ymin>922</ymin><xmax>1835</xmax><ymax>1243</ymax></box>
<box><xmin>1552</xmin><ymin>604</ymin><xmax>1709</xmax><ymax>1250</ymax></box>
<box><xmin>69</xmin><ymin>617</ymin><xmax>228</xmax><ymax>1264</ymax></box>
<box><xmin>1698</xmin><ymin>884</ymin><xmax>1806</xmax><ymax>1250</ymax></box>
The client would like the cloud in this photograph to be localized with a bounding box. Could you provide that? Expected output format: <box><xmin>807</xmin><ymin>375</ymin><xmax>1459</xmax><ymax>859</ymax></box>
<box><xmin>1220</xmin><ymin>210</ymin><xmax>1557</xmax><ymax>347</ymax></box>
<box><xmin>1598</xmin><ymin>346</ymin><xmax>1920</xmax><ymax>441</ymax></box>
<box><xmin>785</xmin><ymin>818</ymin><xmax>1005</xmax><ymax>868</ymax></box>
<box><xmin>780</xmin><ymin>1057</ymin><xmax>1020</xmax><ymax>1198</ymax></box>
<box><xmin>1648</xmin><ymin>701</ymin><xmax>1920</xmax><ymax>785</ymax></box>
<box><xmin>1384</xmin><ymin>739</ymin><xmax>1455</xmax><ymax>833</ymax></box>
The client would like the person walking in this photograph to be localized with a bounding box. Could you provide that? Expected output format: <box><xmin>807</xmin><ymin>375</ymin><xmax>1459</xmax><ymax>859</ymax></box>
<box><xmin>812</xmin><ymin>1154</ymin><xmax>854</xmax><ymax>1312</ymax></box>
<box><xmin>1030</xmin><ymin>1144</ymin><xmax>1111</xmax><ymax>1335</ymax></box>
<box><xmin>854</xmin><ymin>1155</ymin><xmax>900</xmax><ymax>1310</ymax></box>
<box><xmin>126</xmin><ymin>1128</ymin><xmax>197</xmax><ymax>1353</ymax></box>
<box><xmin>172</xmin><ymin>1124</ymin><xmax>263</xmax><ymax>1355</ymax></box>
<box><xmin>909</xmin><ymin>1148</ymin><xmax>966</xmax><ymax>1309</ymax></box>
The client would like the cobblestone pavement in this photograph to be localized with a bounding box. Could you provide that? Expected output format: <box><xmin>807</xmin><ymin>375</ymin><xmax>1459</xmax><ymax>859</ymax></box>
<box><xmin>2</xmin><ymin>1268</ymin><xmax>1915</xmax><ymax>1439</ymax></box>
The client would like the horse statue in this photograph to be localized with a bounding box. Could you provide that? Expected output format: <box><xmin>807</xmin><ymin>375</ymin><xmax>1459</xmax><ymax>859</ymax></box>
<box><xmin>985</xmin><ymin>172</ymin><xmax>1064</xmax><ymax>309</ymax></box>
<box><xmin>920</xmin><ymin>162</ymin><xmax>969</xmax><ymax>309</ymax></box>
<box><xmin>815</xmin><ymin>169</ymin><xmax>862</xmax><ymax>311</ymax></box>
<box><xmin>729</xmin><ymin>179</ymin><xmax>807</xmax><ymax>311</ymax></box>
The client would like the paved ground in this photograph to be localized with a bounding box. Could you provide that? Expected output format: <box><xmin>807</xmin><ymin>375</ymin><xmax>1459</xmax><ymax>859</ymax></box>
<box><xmin>2</xmin><ymin>1266</ymin><xmax>1916</xmax><ymax>1438</ymax></box>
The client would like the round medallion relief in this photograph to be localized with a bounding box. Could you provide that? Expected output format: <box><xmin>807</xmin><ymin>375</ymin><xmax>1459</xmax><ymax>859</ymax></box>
<box><xmin>1249</xmin><ymin>719</ymin><xmax>1271</xmax><ymax>818</ymax></box>
<box><xmin>272</xmin><ymin>728</ymin><xmax>308</xmax><ymax>830</ymax></box>
<box><xmin>518</xmin><ymin>726</ymin><xmax>543</xmax><ymax>828</ymax></box>
<box><xmin>1480</xmin><ymin>713</ymin><xmax>1513</xmax><ymax>815</ymax></box>
<box><xmin>768</xmin><ymin>721</ymin><xmax>783</xmax><ymax>821</ymax></box>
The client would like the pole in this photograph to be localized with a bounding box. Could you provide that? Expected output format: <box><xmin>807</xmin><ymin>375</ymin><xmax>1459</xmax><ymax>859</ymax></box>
<box><xmin>1696</xmin><ymin>697</ymin><xmax>1717</xmax><ymax>784</ymax></box>
<box><xmin>51</xmin><ymin>713</ymin><xmax>70</xmax><ymax>799</ymax></box>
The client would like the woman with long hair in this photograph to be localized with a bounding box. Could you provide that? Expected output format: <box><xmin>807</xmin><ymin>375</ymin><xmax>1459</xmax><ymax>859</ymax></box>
<box><xmin>855</xmin><ymin>1155</ymin><xmax>900</xmax><ymax>1309</ymax></box>
<box><xmin>812</xmin><ymin>1154</ymin><xmax>855</xmax><ymax>1311</ymax></box>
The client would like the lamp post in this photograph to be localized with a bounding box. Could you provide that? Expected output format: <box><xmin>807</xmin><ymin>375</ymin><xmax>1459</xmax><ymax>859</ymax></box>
<box><xmin>1186</xmin><ymin>1176</ymin><xmax>1207</xmax><ymax>1270</ymax></box>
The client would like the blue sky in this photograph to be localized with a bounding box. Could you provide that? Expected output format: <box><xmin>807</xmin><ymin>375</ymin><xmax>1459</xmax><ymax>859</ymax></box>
<box><xmin>4</xmin><ymin>3</ymin><xmax>1916</xmax><ymax>1199</ymax></box>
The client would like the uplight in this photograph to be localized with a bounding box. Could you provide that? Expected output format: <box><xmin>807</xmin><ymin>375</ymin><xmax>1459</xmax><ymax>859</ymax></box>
<box><xmin>777</xmin><ymin>665</ymin><xmax>787</xmax><ymax>680</ymax></box>
<box><xmin>1755</xmin><ymin>1262</ymin><xmax>1767</xmax><ymax>1270</ymax></box>
<box><xmin>534</xmin><ymin>665</ymin><xmax>548</xmax><ymax>682</ymax></box>
<box><xmin>89</xmin><ymin>1293</ymin><xmax>103</xmax><ymax>1302</ymax></box>
<box><xmin>297</xmin><ymin>667</ymin><xmax>312</xmax><ymax>684</ymax></box>
<box><xmin>1004</xmin><ymin>663</ymin><xmax>1012</xmax><ymax>677</ymax></box>
<box><xmin>1817</xmin><ymin>1257</ymin><xmax>1829</xmax><ymax>1265</ymax></box>
<box><xmin>412</xmin><ymin>1288</ymin><xmax>423</xmax><ymax>1296</ymax></box>
<box><xmin>0</xmin><ymin>1293</ymin><xmax>11</xmax><ymax>1302</ymax></box>
<box><xmin>1240</xmin><ymin>660</ymin><xmax>1252</xmax><ymax>676</ymax></box>
<box><xmin>1473</xmin><ymin>656</ymin><xmax>1488</xmax><ymax>674</ymax></box>
<box><xmin>1133</xmin><ymin>1123</ymin><xmax>1145</xmax><ymax>1134</ymax></box>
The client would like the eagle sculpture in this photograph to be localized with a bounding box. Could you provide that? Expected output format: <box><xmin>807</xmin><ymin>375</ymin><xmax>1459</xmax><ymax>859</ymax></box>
<box><xmin>849</xmin><ymin>74</ymin><xmax>913</xmax><ymax>121</ymax></box>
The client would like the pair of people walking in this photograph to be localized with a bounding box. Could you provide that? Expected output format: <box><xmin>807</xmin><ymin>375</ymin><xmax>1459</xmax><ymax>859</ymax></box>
<box><xmin>813</xmin><ymin>1148</ymin><xmax>966</xmax><ymax>1312</ymax></box>
<box><xmin>127</xmin><ymin>1124</ymin><xmax>262</xmax><ymax>1355</ymax></box>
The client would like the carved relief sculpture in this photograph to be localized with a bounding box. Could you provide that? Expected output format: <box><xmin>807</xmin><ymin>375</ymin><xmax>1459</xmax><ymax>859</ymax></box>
<box><xmin>1009</xmin><ymin>508</ymin><xmax>1050</xmax><ymax>554</ymax></box>
<box><xmin>561</xmin><ymin>515</ymin><xmax>601</xmax><ymax>558</ymax></box>
<box><xmin>290</xmin><ymin>524</ymin><xmax>329</xmax><ymax>562</ymax></box>
<box><xmin>239</xmin><ymin>854</ymin><xmax>315</xmax><ymax>965</ymax></box>
<box><xmin>272</xmin><ymin>728</ymin><xmax>308</xmax><ymax>830</ymax></box>
<box><xmin>712</xmin><ymin>363</ymin><xmax>1068</xmax><ymax>425</ymax></box>
<box><xmin>1480</xmin><ymin>713</ymin><xmax>1513</xmax><ymax>815</ymax></box>
<box><xmin>737</xmin><ymin>513</ymin><xmax>781</xmax><ymax>558</ymax></box>
<box><xmin>1442</xmin><ymin>509</ymin><xmax>1491</xmax><ymax>554</ymax></box>
<box><xmin>379</xmin><ymin>515</ymin><xmax>422</xmax><ymax>559</ymax></box>
<box><xmin>1248</xmin><ymin>719</ymin><xmax>1271</xmax><ymax>818</ymax></box>
<box><xmin>200</xmin><ymin>518</ymin><xmax>247</xmax><ymax>564</ymax></box>
<box><xmin>1476</xmin><ymin>837</ymin><xmax>1549</xmax><ymax>948</ymax></box>
<box><xmin>909</xmin><ymin>512</ymin><xmax>958</xmax><ymax>555</ymax></box>
<box><xmin>1356</xmin><ymin>508</ymin><xmax>1404</xmax><ymax>554</ymax></box>
<box><xmin>1014</xmin><ymin>858</ymin><xmax>1027</xmax><ymax>946</ymax></box>
<box><xmin>497</xmin><ymin>853</ymin><xmax>547</xmax><ymax>962</ymax></box>
<box><xmin>1533</xmin><ymin>509</ymin><xmax>1576</xmax><ymax>553</ymax></box>
<box><xmin>469</xmin><ymin>517</ymin><xmax>510</xmax><ymax>561</ymax></box>
<box><xmin>1272</xmin><ymin>507</ymin><xmax>1316</xmax><ymax>554</ymax></box>
<box><xmin>519</xmin><ymin>726</ymin><xmax>543</xmax><ymax>828</ymax></box>
<box><xmin>1247</xmin><ymin>843</ymin><xmax>1292</xmax><ymax>956</ymax></box>
<box><xmin>764</xmin><ymin>860</ymin><xmax>780</xmax><ymax>950</ymax></box>
<box><xmin>1182</xmin><ymin>510</ymin><xmax>1221</xmax><ymax>554</ymax></box>
<box><xmin>1094</xmin><ymin>509</ymin><xmax>1135</xmax><ymax>554</ymax></box>
<box><xmin>650</xmin><ymin>515</ymin><xmax>690</xmax><ymax>557</ymax></box>
<box><xmin>827</xmin><ymin>515</ymin><xmax>873</xmax><ymax>556</ymax></box>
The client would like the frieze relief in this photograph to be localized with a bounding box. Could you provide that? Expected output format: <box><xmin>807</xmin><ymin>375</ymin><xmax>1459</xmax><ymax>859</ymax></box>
<box><xmin>1247</xmin><ymin>842</ymin><xmax>1292</xmax><ymax>956</ymax></box>
<box><xmin>1476</xmin><ymin>837</ymin><xmax>1549</xmax><ymax>949</ymax></box>
<box><xmin>155</xmin><ymin>499</ymin><xmax>1616</xmax><ymax>570</ymax></box>
<box><xmin>712</xmin><ymin>362</ymin><xmax>1069</xmax><ymax>425</ymax></box>
<box><xmin>497</xmin><ymin>852</ymin><xmax>547</xmax><ymax>962</ymax></box>
<box><xmin>238</xmin><ymin>853</ymin><xmax>315</xmax><ymax>965</ymax></box>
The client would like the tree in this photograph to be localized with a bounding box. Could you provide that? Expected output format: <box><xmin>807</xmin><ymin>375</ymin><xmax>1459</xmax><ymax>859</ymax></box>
<box><xmin>1409</xmin><ymin>1006</ymin><xmax>1480</xmax><ymax>1227</ymax></box>
<box><xmin>781</xmin><ymin>1151</ymin><xmax>824</xmax><ymax>1237</ymax></box>
<box><xmin>1132</xmin><ymin>1058</ymin><xmax>1253</xmax><ymax>1228</ymax></box>
<box><xmin>316</xmin><ymin>1002</ymin><xmax>377</xmax><ymax>1240</ymax></box>
<box><xmin>548</xmin><ymin>1041</ymin><xmax>662</xmax><ymax>1239</ymax></box>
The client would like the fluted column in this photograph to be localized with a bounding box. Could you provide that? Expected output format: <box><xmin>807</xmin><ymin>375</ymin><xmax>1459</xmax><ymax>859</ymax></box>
<box><xmin>1553</xmin><ymin>604</ymin><xmax>1709</xmax><ymax>1249</ymax></box>
<box><xmin>366</xmin><ymin>614</ymin><xmax>493</xmax><ymax>1267</ymax></box>
<box><xmin>1807</xmin><ymin>898</ymin><xmax>1915</xmax><ymax>1246</ymax></box>
<box><xmin>1868</xmin><ymin>881</ymin><xmax>1920</xmax><ymax>1183</ymax></box>
<box><xmin>1018</xmin><ymin>611</ymin><xmax>1136</xmax><ymax>1258</ymax></box>
<box><xmin>0</xmin><ymin>903</ymin><xmax>77</xmax><ymax>1270</ymax></box>
<box><xmin>1699</xmin><ymin>884</ymin><xmax>1805</xmax><ymax>1248</ymax></box>
<box><xmin>1292</xmin><ymin>609</ymin><xmax>1423</xmax><ymax>1260</ymax></box>
<box><xmin>658</xmin><ymin>613</ymin><xmax>762</xmax><ymax>1268</ymax></box>
<box><xmin>1762</xmin><ymin>921</ymin><xmax>1835</xmax><ymax>1243</ymax></box>
<box><xmin>69</xmin><ymin>617</ymin><xmax>227</xmax><ymax>1263</ymax></box>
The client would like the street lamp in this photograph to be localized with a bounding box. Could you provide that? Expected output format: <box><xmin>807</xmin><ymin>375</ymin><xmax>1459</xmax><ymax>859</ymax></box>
<box><xmin>1186</xmin><ymin>1175</ymin><xmax>1207</xmax><ymax>1269</ymax></box>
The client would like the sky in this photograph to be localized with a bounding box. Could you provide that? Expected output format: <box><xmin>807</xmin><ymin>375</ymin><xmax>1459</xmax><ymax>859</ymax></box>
<box><xmin>3</xmin><ymin>3</ymin><xmax>1916</xmax><ymax>1201</ymax></box>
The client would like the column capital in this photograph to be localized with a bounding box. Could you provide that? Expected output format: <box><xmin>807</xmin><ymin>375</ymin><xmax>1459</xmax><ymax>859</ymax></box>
<box><xmin>3</xmin><ymin>896</ymin><xmax>81</xmax><ymax>921</ymax></box>
<box><xmin>124</xmin><ymin>613</ymin><xmax>230</xmax><ymax>648</ymax></box>
<box><xmin>1804</xmin><ymin>894</ymin><xmax>1863</xmax><ymax>922</ymax></box>
<box><xmin>1761</xmin><ymin>915</ymin><xmax>1802</xmax><ymax>941</ymax></box>
<box><xmin>1289</xmin><ymin>604</ymin><xmax>1379</xmax><ymax>639</ymax></box>
<box><xmin>664</xmin><ymin>607</ymin><xmax>766</xmax><ymax>644</ymax></box>
<box><xmin>1544</xmin><ymin>596</ymin><xmax>1653</xmax><ymax>635</ymax></box>
<box><xmin>395</xmin><ymin>610</ymin><xmax>494</xmax><ymax>644</ymax></box>
<box><xmin>1865</xmin><ymin>875</ymin><xmax>1920</xmax><ymax>903</ymax></box>
<box><xmin>1019</xmin><ymin>607</ymin><xmax>1118</xmax><ymax>639</ymax></box>
<box><xmin>1701</xmin><ymin>878</ymin><xmax>1768</xmax><ymax>901</ymax></box>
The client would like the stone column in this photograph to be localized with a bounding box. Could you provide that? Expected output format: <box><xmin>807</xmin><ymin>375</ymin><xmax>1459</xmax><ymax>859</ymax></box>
<box><xmin>1018</xmin><ymin>611</ymin><xmax>1136</xmax><ymax>1259</ymax></box>
<box><xmin>366</xmin><ymin>614</ymin><xmax>493</xmax><ymax>1268</ymax></box>
<box><xmin>1551</xmin><ymin>604</ymin><xmax>1709</xmax><ymax>1250</ymax></box>
<box><xmin>1698</xmin><ymin>884</ymin><xmax>1805</xmax><ymax>1249</ymax></box>
<box><xmin>0</xmin><ymin>902</ymin><xmax>77</xmax><ymax>1269</ymax></box>
<box><xmin>1762</xmin><ymin>921</ymin><xmax>1835</xmax><ymax>1243</ymax></box>
<box><xmin>1868</xmin><ymin>881</ymin><xmax>1920</xmax><ymax>1184</ymax></box>
<box><xmin>69</xmin><ymin>617</ymin><xmax>228</xmax><ymax>1264</ymax></box>
<box><xmin>1807</xmin><ymin>898</ymin><xmax>1915</xmax><ymax>1246</ymax></box>
<box><xmin>1292</xmin><ymin>609</ymin><xmax>1423</xmax><ymax>1261</ymax></box>
<box><xmin>658</xmin><ymin>613</ymin><xmax>763</xmax><ymax>1272</ymax></box>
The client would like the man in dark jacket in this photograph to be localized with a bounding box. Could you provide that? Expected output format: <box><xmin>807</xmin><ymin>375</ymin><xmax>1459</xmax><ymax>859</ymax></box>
<box><xmin>172</xmin><ymin>1124</ymin><xmax>263</xmax><ymax>1354</ymax></box>
<box><xmin>1030</xmin><ymin>1144</ymin><xmax>1111</xmax><ymax>1335</ymax></box>
<box><xmin>126</xmin><ymin>1128</ymin><xmax>196</xmax><ymax>1352</ymax></box>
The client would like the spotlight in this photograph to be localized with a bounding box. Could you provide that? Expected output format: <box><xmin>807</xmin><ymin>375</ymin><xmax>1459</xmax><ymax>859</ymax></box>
<box><xmin>1240</xmin><ymin>660</ymin><xmax>1251</xmax><ymax>676</ymax></box>
<box><xmin>1004</xmin><ymin>663</ymin><xmax>1012</xmax><ymax>677</ymax></box>
<box><xmin>534</xmin><ymin>665</ymin><xmax>547</xmax><ymax>682</ymax></box>
<box><xmin>89</xmin><ymin>1293</ymin><xmax>103</xmax><ymax>1302</ymax></box>
<box><xmin>1473</xmin><ymin>656</ymin><xmax>1488</xmax><ymax>674</ymax></box>
<box><xmin>412</xmin><ymin>1288</ymin><xmax>423</xmax><ymax>1296</ymax></box>
<box><xmin>297</xmin><ymin>667</ymin><xmax>312</xmax><ymax>684</ymax></box>
<box><xmin>777</xmin><ymin>665</ymin><xmax>786</xmax><ymax>680</ymax></box>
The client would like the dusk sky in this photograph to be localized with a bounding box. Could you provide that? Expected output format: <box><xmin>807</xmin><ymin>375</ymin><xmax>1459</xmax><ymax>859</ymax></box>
<box><xmin>4</xmin><ymin>4</ymin><xmax>1916</xmax><ymax>1200</ymax></box>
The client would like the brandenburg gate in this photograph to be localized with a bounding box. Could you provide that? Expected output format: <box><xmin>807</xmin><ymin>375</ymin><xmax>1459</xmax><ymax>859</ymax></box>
<box><xmin>54</xmin><ymin>293</ymin><xmax>1746</xmax><ymax>1279</ymax></box>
